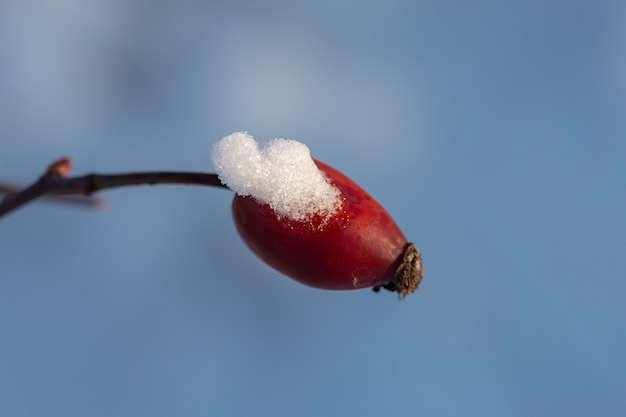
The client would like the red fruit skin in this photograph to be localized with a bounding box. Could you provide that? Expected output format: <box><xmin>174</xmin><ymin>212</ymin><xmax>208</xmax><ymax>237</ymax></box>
<box><xmin>231</xmin><ymin>159</ymin><xmax>408</xmax><ymax>290</ymax></box>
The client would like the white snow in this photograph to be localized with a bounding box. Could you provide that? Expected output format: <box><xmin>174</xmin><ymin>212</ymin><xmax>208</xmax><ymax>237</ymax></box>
<box><xmin>211</xmin><ymin>132</ymin><xmax>342</xmax><ymax>222</ymax></box>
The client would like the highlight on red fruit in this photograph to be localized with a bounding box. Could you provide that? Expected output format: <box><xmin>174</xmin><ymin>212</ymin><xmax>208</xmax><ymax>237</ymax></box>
<box><xmin>211</xmin><ymin>132</ymin><xmax>423</xmax><ymax>298</ymax></box>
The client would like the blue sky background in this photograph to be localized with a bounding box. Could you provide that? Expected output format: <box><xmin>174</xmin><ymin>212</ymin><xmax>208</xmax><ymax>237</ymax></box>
<box><xmin>1</xmin><ymin>1</ymin><xmax>625</xmax><ymax>416</ymax></box>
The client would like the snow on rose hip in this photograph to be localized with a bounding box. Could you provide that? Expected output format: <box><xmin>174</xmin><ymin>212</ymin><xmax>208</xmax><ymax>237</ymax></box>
<box><xmin>211</xmin><ymin>132</ymin><xmax>423</xmax><ymax>298</ymax></box>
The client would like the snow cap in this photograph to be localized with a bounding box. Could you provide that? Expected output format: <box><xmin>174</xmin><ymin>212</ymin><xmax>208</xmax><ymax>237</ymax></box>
<box><xmin>211</xmin><ymin>132</ymin><xmax>342</xmax><ymax>221</ymax></box>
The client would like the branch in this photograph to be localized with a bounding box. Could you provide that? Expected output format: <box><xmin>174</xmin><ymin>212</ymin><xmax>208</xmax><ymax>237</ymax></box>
<box><xmin>0</xmin><ymin>180</ymin><xmax>108</xmax><ymax>210</ymax></box>
<box><xmin>0</xmin><ymin>157</ymin><xmax>229</xmax><ymax>220</ymax></box>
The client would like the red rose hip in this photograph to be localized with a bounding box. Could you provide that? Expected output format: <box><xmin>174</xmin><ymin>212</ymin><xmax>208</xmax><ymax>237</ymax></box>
<box><xmin>212</xmin><ymin>132</ymin><xmax>423</xmax><ymax>298</ymax></box>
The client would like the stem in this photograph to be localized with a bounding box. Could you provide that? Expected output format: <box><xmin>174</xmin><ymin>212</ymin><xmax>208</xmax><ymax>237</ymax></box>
<box><xmin>0</xmin><ymin>157</ymin><xmax>229</xmax><ymax>220</ymax></box>
<box><xmin>1</xmin><ymin>182</ymin><xmax>104</xmax><ymax>208</ymax></box>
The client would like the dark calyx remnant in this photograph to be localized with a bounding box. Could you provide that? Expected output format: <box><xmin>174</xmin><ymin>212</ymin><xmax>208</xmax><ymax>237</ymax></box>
<box><xmin>372</xmin><ymin>243</ymin><xmax>423</xmax><ymax>299</ymax></box>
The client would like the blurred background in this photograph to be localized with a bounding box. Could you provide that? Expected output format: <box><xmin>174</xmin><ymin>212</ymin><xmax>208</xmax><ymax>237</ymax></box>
<box><xmin>1</xmin><ymin>1</ymin><xmax>625</xmax><ymax>416</ymax></box>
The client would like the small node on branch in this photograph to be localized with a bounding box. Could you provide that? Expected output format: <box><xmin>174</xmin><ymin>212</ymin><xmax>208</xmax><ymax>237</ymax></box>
<box><xmin>46</xmin><ymin>157</ymin><xmax>72</xmax><ymax>178</ymax></box>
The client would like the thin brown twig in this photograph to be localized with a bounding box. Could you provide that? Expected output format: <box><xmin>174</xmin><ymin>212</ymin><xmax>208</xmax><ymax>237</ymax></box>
<box><xmin>0</xmin><ymin>157</ymin><xmax>229</xmax><ymax>220</ymax></box>
<box><xmin>0</xmin><ymin>182</ymin><xmax>107</xmax><ymax>209</ymax></box>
